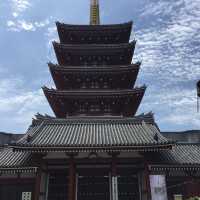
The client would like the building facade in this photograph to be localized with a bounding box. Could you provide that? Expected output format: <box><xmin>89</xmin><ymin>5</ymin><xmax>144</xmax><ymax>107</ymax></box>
<box><xmin>0</xmin><ymin>1</ymin><xmax>200</xmax><ymax>200</ymax></box>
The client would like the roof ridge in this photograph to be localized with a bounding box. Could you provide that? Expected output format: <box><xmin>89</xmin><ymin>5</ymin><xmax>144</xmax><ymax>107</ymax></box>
<box><xmin>17</xmin><ymin>121</ymin><xmax>45</xmax><ymax>145</ymax></box>
<box><xmin>53</xmin><ymin>40</ymin><xmax>136</xmax><ymax>49</ymax></box>
<box><xmin>35</xmin><ymin>115</ymin><xmax>155</xmax><ymax>126</ymax></box>
<box><xmin>56</xmin><ymin>21</ymin><xmax>133</xmax><ymax>29</ymax></box>
<box><xmin>42</xmin><ymin>86</ymin><xmax>146</xmax><ymax>94</ymax></box>
<box><xmin>48</xmin><ymin>62</ymin><xmax>141</xmax><ymax>71</ymax></box>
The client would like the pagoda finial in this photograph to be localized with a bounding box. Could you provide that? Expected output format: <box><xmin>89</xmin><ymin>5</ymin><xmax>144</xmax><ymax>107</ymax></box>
<box><xmin>90</xmin><ymin>0</ymin><xmax>100</xmax><ymax>25</ymax></box>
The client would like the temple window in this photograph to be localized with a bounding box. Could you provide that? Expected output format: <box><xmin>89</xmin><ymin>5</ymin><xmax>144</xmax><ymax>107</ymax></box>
<box><xmin>90</xmin><ymin>105</ymin><xmax>100</xmax><ymax>112</ymax></box>
<box><xmin>103</xmin><ymin>82</ymin><xmax>108</xmax><ymax>88</ymax></box>
<box><xmin>95</xmin><ymin>81</ymin><xmax>99</xmax><ymax>88</ymax></box>
<box><xmin>79</xmin><ymin>105</ymin><xmax>86</xmax><ymax>112</ymax></box>
<box><xmin>64</xmin><ymin>76</ymin><xmax>68</xmax><ymax>81</ymax></box>
<box><xmin>104</xmin><ymin>105</ymin><xmax>111</xmax><ymax>112</ymax></box>
<box><xmin>120</xmin><ymin>56</ymin><xmax>123</xmax><ymax>60</ymax></box>
<box><xmin>81</xmin><ymin>82</ymin><xmax>87</xmax><ymax>89</ymax></box>
<box><xmin>121</xmin><ymin>76</ymin><xmax>126</xmax><ymax>81</ymax></box>
<box><xmin>116</xmin><ymin>35</ymin><xmax>120</xmax><ymax>40</ymax></box>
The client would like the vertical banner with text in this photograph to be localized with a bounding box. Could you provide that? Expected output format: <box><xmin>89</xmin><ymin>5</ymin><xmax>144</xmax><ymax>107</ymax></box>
<box><xmin>150</xmin><ymin>175</ymin><xmax>168</xmax><ymax>200</ymax></box>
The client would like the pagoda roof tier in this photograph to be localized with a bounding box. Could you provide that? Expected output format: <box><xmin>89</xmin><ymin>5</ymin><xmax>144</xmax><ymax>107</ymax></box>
<box><xmin>48</xmin><ymin>62</ymin><xmax>141</xmax><ymax>90</ymax></box>
<box><xmin>56</xmin><ymin>21</ymin><xmax>133</xmax><ymax>44</ymax></box>
<box><xmin>53</xmin><ymin>41</ymin><xmax>136</xmax><ymax>66</ymax></box>
<box><xmin>11</xmin><ymin>114</ymin><xmax>173</xmax><ymax>152</ymax></box>
<box><xmin>42</xmin><ymin>87</ymin><xmax>146</xmax><ymax>118</ymax></box>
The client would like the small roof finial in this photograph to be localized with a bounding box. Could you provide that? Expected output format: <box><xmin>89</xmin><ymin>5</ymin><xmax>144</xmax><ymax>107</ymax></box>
<box><xmin>90</xmin><ymin>0</ymin><xmax>100</xmax><ymax>25</ymax></box>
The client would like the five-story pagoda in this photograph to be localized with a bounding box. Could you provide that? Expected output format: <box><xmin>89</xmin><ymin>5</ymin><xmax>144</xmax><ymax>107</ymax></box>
<box><xmin>43</xmin><ymin>3</ymin><xmax>145</xmax><ymax>118</ymax></box>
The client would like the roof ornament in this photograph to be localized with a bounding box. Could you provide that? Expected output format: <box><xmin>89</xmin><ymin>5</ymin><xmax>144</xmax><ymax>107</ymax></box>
<box><xmin>154</xmin><ymin>133</ymin><xmax>159</xmax><ymax>142</ymax></box>
<box><xmin>197</xmin><ymin>80</ymin><xmax>200</xmax><ymax>112</ymax></box>
<box><xmin>90</xmin><ymin>0</ymin><xmax>100</xmax><ymax>25</ymax></box>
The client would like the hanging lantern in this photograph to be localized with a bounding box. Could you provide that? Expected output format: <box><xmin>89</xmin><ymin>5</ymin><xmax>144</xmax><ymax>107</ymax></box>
<box><xmin>197</xmin><ymin>80</ymin><xmax>200</xmax><ymax>112</ymax></box>
<box><xmin>197</xmin><ymin>80</ymin><xmax>200</xmax><ymax>97</ymax></box>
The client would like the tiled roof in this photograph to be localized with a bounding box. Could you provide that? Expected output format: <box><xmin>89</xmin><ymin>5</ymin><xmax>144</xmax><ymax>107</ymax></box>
<box><xmin>48</xmin><ymin>62</ymin><xmax>141</xmax><ymax>73</ymax></box>
<box><xmin>53</xmin><ymin>40</ymin><xmax>136</xmax><ymax>50</ymax></box>
<box><xmin>158</xmin><ymin>144</ymin><xmax>200</xmax><ymax>164</ymax></box>
<box><xmin>0</xmin><ymin>148</ymin><xmax>37</xmax><ymax>174</ymax></box>
<box><xmin>147</xmin><ymin>144</ymin><xmax>200</xmax><ymax>171</ymax></box>
<box><xmin>56</xmin><ymin>21</ymin><xmax>133</xmax><ymax>30</ymax></box>
<box><xmin>42</xmin><ymin>87</ymin><xmax>145</xmax><ymax>96</ymax></box>
<box><xmin>12</xmin><ymin>115</ymin><xmax>173</xmax><ymax>152</ymax></box>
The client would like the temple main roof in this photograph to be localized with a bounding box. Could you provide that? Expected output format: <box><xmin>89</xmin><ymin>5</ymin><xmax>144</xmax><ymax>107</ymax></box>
<box><xmin>56</xmin><ymin>21</ymin><xmax>133</xmax><ymax>44</ymax></box>
<box><xmin>11</xmin><ymin>114</ymin><xmax>173</xmax><ymax>152</ymax></box>
<box><xmin>2</xmin><ymin>142</ymin><xmax>200</xmax><ymax>174</ymax></box>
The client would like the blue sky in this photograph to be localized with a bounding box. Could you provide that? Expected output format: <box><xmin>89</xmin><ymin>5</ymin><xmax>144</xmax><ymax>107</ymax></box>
<box><xmin>0</xmin><ymin>0</ymin><xmax>200</xmax><ymax>133</ymax></box>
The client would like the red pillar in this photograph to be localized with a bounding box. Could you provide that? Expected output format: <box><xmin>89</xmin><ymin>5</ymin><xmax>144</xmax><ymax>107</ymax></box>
<box><xmin>144</xmin><ymin>163</ymin><xmax>151</xmax><ymax>200</ymax></box>
<box><xmin>34</xmin><ymin>167</ymin><xmax>42</xmax><ymax>200</ymax></box>
<box><xmin>68</xmin><ymin>156</ymin><xmax>76</xmax><ymax>200</ymax></box>
<box><xmin>111</xmin><ymin>156</ymin><xmax>117</xmax><ymax>177</ymax></box>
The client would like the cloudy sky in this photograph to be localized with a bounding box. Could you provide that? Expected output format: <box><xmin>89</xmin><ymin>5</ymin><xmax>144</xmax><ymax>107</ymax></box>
<box><xmin>0</xmin><ymin>0</ymin><xmax>200</xmax><ymax>133</ymax></box>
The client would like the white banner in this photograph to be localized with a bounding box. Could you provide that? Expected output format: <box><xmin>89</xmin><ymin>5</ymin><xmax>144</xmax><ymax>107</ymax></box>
<box><xmin>150</xmin><ymin>175</ymin><xmax>168</xmax><ymax>200</ymax></box>
<box><xmin>112</xmin><ymin>176</ymin><xmax>118</xmax><ymax>200</ymax></box>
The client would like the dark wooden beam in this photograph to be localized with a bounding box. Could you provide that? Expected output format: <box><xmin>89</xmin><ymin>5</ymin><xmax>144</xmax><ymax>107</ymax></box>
<box><xmin>111</xmin><ymin>154</ymin><xmax>118</xmax><ymax>177</ymax></box>
<box><xmin>68</xmin><ymin>156</ymin><xmax>76</xmax><ymax>200</ymax></box>
<box><xmin>33</xmin><ymin>153</ymin><xmax>46</xmax><ymax>200</ymax></box>
<box><xmin>0</xmin><ymin>178</ymin><xmax>34</xmax><ymax>185</ymax></box>
<box><xmin>34</xmin><ymin>167</ymin><xmax>42</xmax><ymax>200</ymax></box>
<box><xmin>144</xmin><ymin>163</ymin><xmax>151</xmax><ymax>200</ymax></box>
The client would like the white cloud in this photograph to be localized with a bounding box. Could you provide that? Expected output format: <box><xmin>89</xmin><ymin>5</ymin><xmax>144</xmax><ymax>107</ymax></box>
<box><xmin>12</xmin><ymin>12</ymin><xmax>18</xmax><ymax>18</ymax></box>
<box><xmin>34</xmin><ymin>19</ymin><xmax>50</xmax><ymax>28</ymax></box>
<box><xmin>45</xmin><ymin>26</ymin><xmax>58</xmax><ymax>61</ymax></box>
<box><xmin>7</xmin><ymin>20</ymin><xmax>15</xmax><ymax>27</ymax></box>
<box><xmin>0</xmin><ymin>77</ymin><xmax>51</xmax><ymax>132</ymax></box>
<box><xmin>10</xmin><ymin>0</ymin><xmax>31</xmax><ymax>16</ymax></box>
<box><xmin>133</xmin><ymin>0</ymin><xmax>200</xmax><ymax>131</ymax></box>
<box><xmin>139</xmin><ymin>85</ymin><xmax>200</xmax><ymax>130</ymax></box>
<box><xmin>135</xmin><ymin>0</ymin><xmax>200</xmax><ymax>84</ymax></box>
<box><xmin>7</xmin><ymin>20</ymin><xmax>35</xmax><ymax>31</ymax></box>
<box><xmin>7</xmin><ymin>19</ymin><xmax>50</xmax><ymax>32</ymax></box>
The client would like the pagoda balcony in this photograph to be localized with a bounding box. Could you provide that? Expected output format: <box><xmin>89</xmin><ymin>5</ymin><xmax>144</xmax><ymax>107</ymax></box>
<box><xmin>53</xmin><ymin>41</ymin><xmax>136</xmax><ymax>66</ymax></box>
<box><xmin>48</xmin><ymin>62</ymin><xmax>141</xmax><ymax>90</ymax></box>
<box><xmin>43</xmin><ymin>87</ymin><xmax>146</xmax><ymax>118</ymax></box>
<box><xmin>56</xmin><ymin>21</ymin><xmax>133</xmax><ymax>44</ymax></box>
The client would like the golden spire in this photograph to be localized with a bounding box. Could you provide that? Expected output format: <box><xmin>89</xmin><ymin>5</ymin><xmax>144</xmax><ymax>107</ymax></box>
<box><xmin>90</xmin><ymin>0</ymin><xmax>100</xmax><ymax>25</ymax></box>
